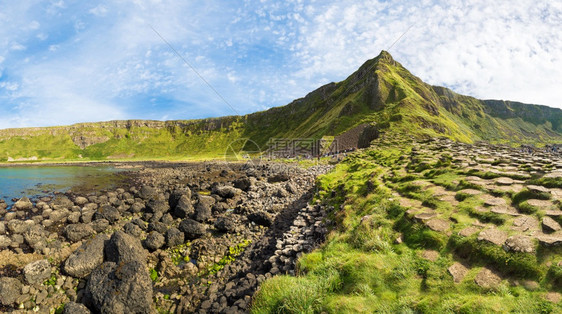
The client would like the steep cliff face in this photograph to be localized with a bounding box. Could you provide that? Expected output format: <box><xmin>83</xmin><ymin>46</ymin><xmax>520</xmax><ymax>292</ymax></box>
<box><xmin>1</xmin><ymin>50</ymin><xmax>561</xmax><ymax>162</ymax></box>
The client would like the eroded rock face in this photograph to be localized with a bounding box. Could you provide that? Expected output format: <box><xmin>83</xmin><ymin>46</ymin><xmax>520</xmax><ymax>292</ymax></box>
<box><xmin>85</xmin><ymin>261</ymin><xmax>153</xmax><ymax>314</ymax></box>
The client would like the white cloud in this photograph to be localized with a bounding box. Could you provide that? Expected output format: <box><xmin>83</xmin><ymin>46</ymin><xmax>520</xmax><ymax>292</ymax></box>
<box><xmin>0</xmin><ymin>0</ymin><xmax>561</xmax><ymax>129</ymax></box>
<box><xmin>28</xmin><ymin>20</ymin><xmax>40</xmax><ymax>30</ymax></box>
<box><xmin>10</xmin><ymin>43</ymin><xmax>26</xmax><ymax>51</ymax></box>
<box><xmin>281</xmin><ymin>0</ymin><xmax>562</xmax><ymax>108</ymax></box>
<box><xmin>89</xmin><ymin>5</ymin><xmax>108</xmax><ymax>17</ymax></box>
<box><xmin>0</xmin><ymin>82</ymin><xmax>19</xmax><ymax>91</ymax></box>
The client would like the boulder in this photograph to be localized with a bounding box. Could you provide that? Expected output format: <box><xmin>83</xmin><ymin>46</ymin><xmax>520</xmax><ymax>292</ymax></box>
<box><xmin>0</xmin><ymin>277</ymin><xmax>23</xmax><ymax>306</ymax></box>
<box><xmin>166</xmin><ymin>228</ymin><xmax>184</xmax><ymax>248</ymax></box>
<box><xmin>147</xmin><ymin>221</ymin><xmax>166</xmax><ymax>233</ymax></box>
<box><xmin>178</xmin><ymin>219</ymin><xmax>206</xmax><ymax>240</ymax></box>
<box><xmin>85</xmin><ymin>261</ymin><xmax>152</xmax><ymax>314</ymax></box>
<box><xmin>64</xmin><ymin>224</ymin><xmax>95</xmax><ymax>243</ymax></box>
<box><xmin>104</xmin><ymin>231</ymin><xmax>147</xmax><ymax>264</ymax></box>
<box><xmin>129</xmin><ymin>202</ymin><xmax>145</xmax><ymax>214</ymax></box>
<box><xmin>23</xmin><ymin>259</ymin><xmax>51</xmax><ymax>285</ymax></box>
<box><xmin>137</xmin><ymin>185</ymin><xmax>157</xmax><ymax>200</ymax></box>
<box><xmin>169</xmin><ymin>189</ymin><xmax>191</xmax><ymax>209</ymax></box>
<box><xmin>63</xmin><ymin>234</ymin><xmax>109</xmax><ymax>278</ymax></box>
<box><xmin>173</xmin><ymin>195</ymin><xmax>193</xmax><ymax>219</ymax></box>
<box><xmin>80</xmin><ymin>208</ymin><xmax>96</xmax><ymax>224</ymax></box>
<box><xmin>0</xmin><ymin>221</ymin><xmax>5</xmax><ymax>235</ymax></box>
<box><xmin>68</xmin><ymin>211</ymin><xmax>81</xmax><ymax>224</ymax></box>
<box><xmin>123</xmin><ymin>222</ymin><xmax>143</xmax><ymax>238</ymax></box>
<box><xmin>146</xmin><ymin>199</ymin><xmax>169</xmax><ymax>214</ymax></box>
<box><xmin>24</xmin><ymin>224</ymin><xmax>47</xmax><ymax>250</ymax></box>
<box><xmin>91</xmin><ymin>219</ymin><xmax>109</xmax><ymax>233</ymax></box>
<box><xmin>144</xmin><ymin>231</ymin><xmax>165</xmax><ymax>251</ymax></box>
<box><xmin>193</xmin><ymin>196</ymin><xmax>214</xmax><ymax>222</ymax></box>
<box><xmin>215</xmin><ymin>216</ymin><xmax>237</xmax><ymax>233</ymax></box>
<box><xmin>14</xmin><ymin>197</ymin><xmax>33</xmax><ymax>211</ymax></box>
<box><xmin>94</xmin><ymin>205</ymin><xmax>121</xmax><ymax>223</ymax></box>
<box><xmin>50</xmin><ymin>208</ymin><xmax>71</xmax><ymax>222</ymax></box>
<box><xmin>74</xmin><ymin>196</ymin><xmax>89</xmax><ymax>206</ymax></box>
<box><xmin>51</xmin><ymin>195</ymin><xmax>75</xmax><ymax>209</ymax></box>
<box><xmin>7</xmin><ymin>219</ymin><xmax>34</xmax><ymax>234</ymax></box>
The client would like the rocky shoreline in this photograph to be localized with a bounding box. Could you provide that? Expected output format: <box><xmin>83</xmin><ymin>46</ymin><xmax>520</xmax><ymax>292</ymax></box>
<box><xmin>0</xmin><ymin>161</ymin><xmax>332</xmax><ymax>313</ymax></box>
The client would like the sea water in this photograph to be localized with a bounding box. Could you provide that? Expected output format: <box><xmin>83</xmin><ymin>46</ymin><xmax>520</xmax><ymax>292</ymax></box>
<box><xmin>0</xmin><ymin>165</ymin><xmax>129</xmax><ymax>208</ymax></box>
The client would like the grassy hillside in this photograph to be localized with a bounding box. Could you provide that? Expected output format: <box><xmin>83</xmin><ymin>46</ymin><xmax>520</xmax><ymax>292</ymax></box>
<box><xmin>1</xmin><ymin>51</ymin><xmax>561</xmax><ymax>162</ymax></box>
<box><xmin>252</xmin><ymin>136</ymin><xmax>562</xmax><ymax>313</ymax></box>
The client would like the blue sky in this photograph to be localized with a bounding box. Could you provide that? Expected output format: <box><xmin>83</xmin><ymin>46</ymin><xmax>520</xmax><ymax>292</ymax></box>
<box><xmin>0</xmin><ymin>0</ymin><xmax>561</xmax><ymax>129</ymax></box>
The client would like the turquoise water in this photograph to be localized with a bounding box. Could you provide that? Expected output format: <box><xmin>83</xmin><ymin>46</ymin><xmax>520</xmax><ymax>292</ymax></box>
<box><xmin>0</xmin><ymin>166</ymin><xmax>130</xmax><ymax>208</ymax></box>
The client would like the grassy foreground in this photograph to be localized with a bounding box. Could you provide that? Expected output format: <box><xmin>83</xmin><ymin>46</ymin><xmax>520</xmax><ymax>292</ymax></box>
<box><xmin>251</xmin><ymin>137</ymin><xmax>562</xmax><ymax>313</ymax></box>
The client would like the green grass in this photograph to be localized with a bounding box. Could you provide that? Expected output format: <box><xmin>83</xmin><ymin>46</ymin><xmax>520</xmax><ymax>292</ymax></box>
<box><xmin>528</xmin><ymin>177</ymin><xmax>562</xmax><ymax>189</ymax></box>
<box><xmin>252</xmin><ymin>141</ymin><xmax>562</xmax><ymax>313</ymax></box>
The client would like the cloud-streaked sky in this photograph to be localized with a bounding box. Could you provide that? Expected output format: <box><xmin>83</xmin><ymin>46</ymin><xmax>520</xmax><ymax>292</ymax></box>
<box><xmin>0</xmin><ymin>0</ymin><xmax>561</xmax><ymax>129</ymax></box>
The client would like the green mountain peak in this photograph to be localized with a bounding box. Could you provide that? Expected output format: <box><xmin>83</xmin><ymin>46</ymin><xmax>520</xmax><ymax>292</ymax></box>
<box><xmin>0</xmin><ymin>53</ymin><xmax>561</xmax><ymax>162</ymax></box>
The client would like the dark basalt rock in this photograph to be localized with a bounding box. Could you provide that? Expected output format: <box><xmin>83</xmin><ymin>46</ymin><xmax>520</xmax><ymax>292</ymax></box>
<box><xmin>169</xmin><ymin>188</ymin><xmax>192</xmax><ymax>209</ymax></box>
<box><xmin>123</xmin><ymin>222</ymin><xmax>143</xmax><ymax>237</ymax></box>
<box><xmin>146</xmin><ymin>199</ymin><xmax>169</xmax><ymax>214</ymax></box>
<box><xmin>173</xmin><ymin>195</ymin><xmax>193</xmax><ymax>219</ymax></box>
<box><xmin>104</xmin><ymin>230</ymin><xmax>147</xmax><ymax>264</ymax></box>
<box><xmin>178</xmin><ymin>219</ymin><xmax>206</xmax><ymax>240</ymax></box>
<box><xmin>166</xmin><ymin>227</ymin><xmax>184</xmax><ymax>248</ymax></box>
<box><xmin>94</xmin><ymin>205</ymin><xmax>121</xmax><ymax>223</ymax></box>
<box><xmin>63</xmin><ymin>234</ymin><xmax>109</xmax><ymax>278</ymax></box>
<box><xmin>85</xmin><ymin>261</ymin><xmax>152</xmax><ymax>314</ymax></box>
<box><xmin>144</xmin><ymin>231</ymin><xmax>165</xmax><ymax>251</ymax></box>
<box><xmin>137</xmin><ymin>185</ymin><xmax>157</xmax><ymax>200</ymax></box>
<box><xmin>215</xmin><ymin>216</ymin><xmax>237</xmax><ymax>233</ymax></box>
